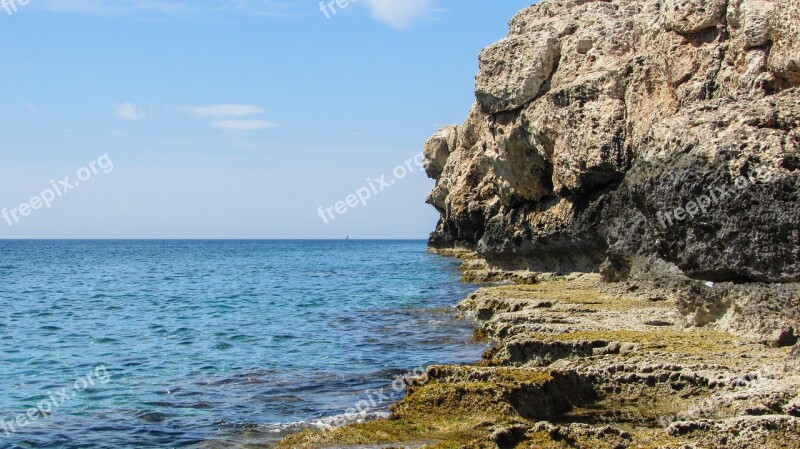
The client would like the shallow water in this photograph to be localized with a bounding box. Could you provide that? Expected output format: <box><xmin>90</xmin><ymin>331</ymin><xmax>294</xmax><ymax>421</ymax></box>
<box><xmin>0</xmin><ymin>240</ymin><xmax>484</xmax><ymax>448</ymax></box>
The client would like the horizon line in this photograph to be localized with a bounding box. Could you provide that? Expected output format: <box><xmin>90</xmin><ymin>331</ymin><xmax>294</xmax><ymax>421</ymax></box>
<box><xmin>0</xmin><ymin>238</ymin><xmax>431</xmax><ymax>241</ymax></box>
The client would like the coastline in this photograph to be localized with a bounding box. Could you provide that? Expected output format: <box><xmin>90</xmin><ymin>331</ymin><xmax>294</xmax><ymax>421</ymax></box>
<box><xmin>270</xmin><ymin>0</ymin><xmax>800</xmax><ymax>446</ymax></box>
<box><xmin>273</xmin><ymin>249</ymin><xmax>800</xmax><ymax>449</ymax></box>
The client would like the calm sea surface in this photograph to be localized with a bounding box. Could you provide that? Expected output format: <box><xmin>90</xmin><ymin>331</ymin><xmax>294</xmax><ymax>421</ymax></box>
<box><xmin>0</xmin><ymin>240</ymin><xmax>484</xmax><ymax>448</ymax></box>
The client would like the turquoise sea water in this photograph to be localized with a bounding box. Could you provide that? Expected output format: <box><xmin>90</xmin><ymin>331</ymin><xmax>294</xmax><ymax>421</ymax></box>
<box><xmin>0</xmin><ymin>240</ymin><xmax>484</xmax><ymax>448</ymax></box>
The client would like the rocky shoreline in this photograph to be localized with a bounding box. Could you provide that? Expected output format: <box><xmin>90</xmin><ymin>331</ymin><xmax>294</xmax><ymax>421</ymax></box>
<box><xmin>277</xmin><ymin>250</ymin><xmax>800</xmax><ymax>449</ymax></box>
<box><xmin>274</xmin><ymin>0</ymin><xmax>800</xmax><ymax>446</ymax></box>
<box><xmin>274</xmin><ymin>249</ymin><xmax>799</xmax><ymax>448</ymax></box>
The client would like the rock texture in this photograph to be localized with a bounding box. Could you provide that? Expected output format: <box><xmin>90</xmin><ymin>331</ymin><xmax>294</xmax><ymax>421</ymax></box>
<box><xmin>456</xmin><ymin>270</ymin><xmax>800</xmax><ymax>448</ymax></box>
<box><xmin>424</xmin><ymin>0</ymin><xmax>800</xmax><ymax>287</ymax></box>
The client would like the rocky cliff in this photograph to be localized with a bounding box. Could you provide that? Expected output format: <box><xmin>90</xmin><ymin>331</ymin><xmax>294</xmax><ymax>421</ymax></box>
<box><xmin>274</xmin><ymin>3</ymin><xmax>800</xmax><ymax>447</ymax></box>
<box><xmin>423</xmin><ymin>0</ymin><xmax>799</xmax><ymax>288</ymax></box>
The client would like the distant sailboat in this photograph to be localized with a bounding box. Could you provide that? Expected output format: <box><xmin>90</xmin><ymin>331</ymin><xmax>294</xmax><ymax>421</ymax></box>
<box><xmin>345</xmin><ymin>233</ymin><xmax>351</xmax><ymax>240</ymax></box>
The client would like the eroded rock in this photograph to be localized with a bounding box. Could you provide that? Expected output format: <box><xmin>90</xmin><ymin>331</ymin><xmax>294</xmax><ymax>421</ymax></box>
<box><xmin>663</xmin><ymin>0</ymin><xmax>728</xmax><ymax>35</ymax></box>
<box><xmin>476</xmin><ymin>32</ymin><xmax>558</xmax><ymax>114</ymax></box>
<box><xmin>423</xmin><ymin>0</ymin><xmax>800</xmax><ymax>287</ymax></box>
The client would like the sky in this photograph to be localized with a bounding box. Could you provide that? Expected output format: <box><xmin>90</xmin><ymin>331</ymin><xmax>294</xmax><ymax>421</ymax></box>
<box><xmin>0</xmin><ymin>0</ymin><xmax>533</xmax><ymax>239</ymax></box>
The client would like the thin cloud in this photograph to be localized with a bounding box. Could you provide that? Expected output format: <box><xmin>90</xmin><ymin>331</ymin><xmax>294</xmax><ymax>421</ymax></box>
<box><xmin>183</xmin><ymin>104</ymin><xmax>278</xmax><ymax>131</ymax></box>
<box><xmin>181</xmin><ymin>104</ymin><xmax>265</xmax><ymax>118</ymax></box>
<box><xmin>212</xmin><ymin>120</ymin><xmax>278</xmax><ymax>131</ymax></box>
<box><xmin>113</xmin><ymin>102</ymin><xmax>147</xmax><ymax>121</ymax></box>
<box><xmin>23</xmin><ymin>103</ymin><xmax>45</xmax><ymax>114</ymax></box>
<box><xmin>117</xmin><ymin>103</ymin><xmax>278</xmax><ymax>131</ymax></box>
<box><xmin>38</xmin><ymin>0</ymin><xmax>435</xmax><ymax>27</ymax></box>
<box><xmin>38</xmin><ymin>0</ymin><xmax>292</xmax><ymax>17</ymax></box>
<box><xmin>362</xmin><ymin>0</ymin><xmax>434</xmax><ymax>29</ymax></box>
<box><xmin>42</xmin><ymin>0</ymin><xmax>195</xmax><ymax>16</ymax></box>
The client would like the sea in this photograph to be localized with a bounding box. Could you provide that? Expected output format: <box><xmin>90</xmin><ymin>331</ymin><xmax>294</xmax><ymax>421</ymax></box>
<box><xmin>0</xmin><ymin>240</ymin><xmax>484</xmax><ymax>448</ymax></box>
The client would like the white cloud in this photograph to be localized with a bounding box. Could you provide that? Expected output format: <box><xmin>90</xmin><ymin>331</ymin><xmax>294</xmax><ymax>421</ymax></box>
<box><xmin>110</xmin><ymin>102</ymin><xmax>276</xmax><ymax>131</ymax></box>
<box><xmin>113</xmin><ymin>102</ymin><xmax>147</xmax><ymax>121</ymax></box>
<box><xmin>362</xmin><ymin>0</ymin><xmax>433</xmax><ymax>29</ymax></box>
<box><xmin>184</xmin><ymin>104</ymin><xmax>278</xmax><ymax>131</ymax></box>
<box><xmin>181</xmin><ymin>104</ymin><xmax>265</xmax><ymax>118</ymax></box>
<box><xmin>212</xmin><ymin>120</ymin><xmax>278</xmax><ymax>131</ymax></box>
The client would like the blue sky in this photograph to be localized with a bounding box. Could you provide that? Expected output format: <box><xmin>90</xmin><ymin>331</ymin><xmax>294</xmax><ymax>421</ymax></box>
<box><xmin>0</xmin><ymin>0</ymin><xmax>532</xmax><ymax>239</ymax></box>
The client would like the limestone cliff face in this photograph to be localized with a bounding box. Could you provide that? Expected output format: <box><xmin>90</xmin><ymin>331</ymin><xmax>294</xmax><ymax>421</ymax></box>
<box><xmin>424</xmin><ymin>0</ymin><xmax>800</xmax><ymax>284</ymax></box>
